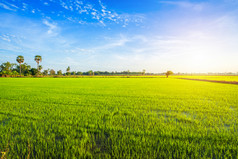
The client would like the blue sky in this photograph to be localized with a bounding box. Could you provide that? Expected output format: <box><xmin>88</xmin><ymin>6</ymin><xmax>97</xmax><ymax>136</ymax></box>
<box><xmin>0</xmin><ymin>0</ymin><xmax>238</xmax><ymax>73</ymax></box>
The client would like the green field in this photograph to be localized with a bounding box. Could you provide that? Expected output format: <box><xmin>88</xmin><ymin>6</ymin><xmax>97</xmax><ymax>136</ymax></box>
<box><xmin>0</xmin><ymin>78</ymin><xmax>238</xmax><ymax>158</ymax></box>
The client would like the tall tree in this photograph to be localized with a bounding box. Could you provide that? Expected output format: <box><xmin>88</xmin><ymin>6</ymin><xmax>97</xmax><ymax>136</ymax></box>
<box><xmin>16</xmin><ymin>55</ymin><xmax>24</xmax><ymax>76</ymax></box>
<box><xmin>34</xmin><ymin>55</ymin><xmax>42</xmax><ymax>71</ymax></box>
<box><xmin>142</xmin><ymin>69</ymin><xmax>146</xmax><ymax>75</ymax></box>
<box><xmin>66</xmin><ymin>66</ymin><xmax>70</xmax><ymax>75</ymax></box>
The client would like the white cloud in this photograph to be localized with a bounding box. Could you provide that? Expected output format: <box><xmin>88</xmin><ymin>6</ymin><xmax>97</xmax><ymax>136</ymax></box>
<box><xmin>54</xmin><ymin>0</ymin><xmax>144</xmax><ymax>27</ymax></box>
<box><xmin>44</xmin><ymin>2</ymin><xmax>49</xmax><ymax>6</ymax></box>
<box><xmin>0</xmin><ymin>0</ymin><xmax>143</xmax><ymax>27</ymax></box>
<box><xmin>22</xmin><ymin>3</ymin><xmax>28</xmax><ymax>11</ymax></box>
<box><xmin>66</xmin><ymin>47</ymin><xmax>95</xmax><ymax>55</ymax></box>
<box><xmin>96</xmin><ymin>35</ymin><xmax>131</xmax><ymax>50</ymax></box>
<box><xmin>43</xmin><ymin>20</ymin><xmax>58</xmax><ymax>35</ymax></box>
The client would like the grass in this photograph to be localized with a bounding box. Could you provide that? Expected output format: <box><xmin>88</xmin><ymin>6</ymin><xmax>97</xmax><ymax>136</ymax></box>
<box><xmin>0</xmin><ymin>78</ymin><xmax>238</xmax><ymax>158</ymax></box>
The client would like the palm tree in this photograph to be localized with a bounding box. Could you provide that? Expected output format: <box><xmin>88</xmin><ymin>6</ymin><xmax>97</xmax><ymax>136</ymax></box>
<box><xmin>38</xmin><ymin>65</ymin><xmax>43</xmax><ymax>72</ymax></box>
<box><xmin>66</xmin><ymin>66</ymin><xmax>70</xmax><ymax>75</ymax></box>
<box><xmin>34</xmin><ymin>55</ymin><xmax>42</xmax><ymax>71</ymax></box>
<box><xmin>142</xmin><ymin>69</ymin><xmax>146</xmax><ymax>75</ymax></box>
<box><xmin>16</xmin><ymin>55</ymin><xmax>24</xmax><ymax>76</ymax></box>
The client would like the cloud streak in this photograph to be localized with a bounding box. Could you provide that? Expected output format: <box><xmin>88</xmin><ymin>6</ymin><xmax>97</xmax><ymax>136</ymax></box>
<box><xmin>0</xmin><ymin>2</ymin><xmax>17</xmax><ymax>11</ymax></box>
<box><xmin>159</xmin><ymin>1</ymin><xmax>205</xmax><ymax>11</ymax></box>
<box><xmin>0</xmin><ymin>34</ymin><xmax>11</xmax><ymax>42</ymax></box>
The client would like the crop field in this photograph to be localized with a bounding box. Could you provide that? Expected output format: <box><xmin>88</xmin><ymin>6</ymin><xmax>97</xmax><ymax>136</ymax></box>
<box><xmin>0</xmin><ymin>78</ymin><xmax>238</xmax><ymax>158</ymax></box>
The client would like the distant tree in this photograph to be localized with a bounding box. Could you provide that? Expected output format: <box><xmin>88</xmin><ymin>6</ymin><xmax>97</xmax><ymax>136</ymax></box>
<box><xmin>88</xmin><ymin>70</ymin><xmax>93</xmax><ymax>76</ymax></box>
<box><xmin>16</xmin><ymin>55</ymin><xmax>24</xmax><ymax>76</ymax></box>
<box><xmin>50</xmin><ymin>69</ymin><xmax>56</xmax><ymax>75</ymax></box>
<box><xmin>0</xmin><ymin>62</ymin><xmax>18</xmax><ymax>77</ymax></box>
<box><xmin>76</xmin><ymin>71</ymin><xmax>82</xmax><ymax>75</ymax></box>
<box><xmin>166</xmin><ymin>71</ymin><xmax>174</xmax><ymax>78</ymax></box>
<box><xmin>12</xmin><ymin>71</ymin><xmax>19</xmax><ymax>77</ymax></box>
<box><xmin>17</xmin><ymin>63</ymin><xmax>31</xmax><ymax>76</ymax></box>
<box><xmin>30</xmin><ymin>68</ymin><xmax>38</xmax><ymax>76</ymax></box>
<box><xmin>142</xmin><ymin>69</ymin><xmax>146</xmax><ymax>75</ymax></box>
<box><xmin>66</xmin><ymin>66</ymin><xmax>70</xmax><ymax>75</ymax></box>
<box><xmin>34</xmin><ymin>55</ymin><xmax>42</xmax><ymax>71</ymax></box>
<box><xmin>94</xmin><ymin>71</ymin><xmax>100</xmax><ymax>75</ymax></box>
<box><xmin>43</xmin><ymin>69</ymin><xmax>49</xmax><ymax>76</ymax></box>
<box><xmin>0</xmin><ymin>71</ymin><xmax>8</xmax><ymax>76</ymax></box>
<box><xmin>57</xmin><ymin>70</ymin><xmax>62</xmax><ymax>75</ymax></box>
<box><xmin>0</xmin><ymin>62</ymin><xmax>13</xmax><ymax>72</ymax></box>
<box><xmin>71</xmin><ymin>71</ymin><xmax>76</xmax><ymax>75</ymax></box>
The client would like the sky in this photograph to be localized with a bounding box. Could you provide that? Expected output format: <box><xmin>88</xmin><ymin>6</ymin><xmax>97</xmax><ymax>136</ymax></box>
<box><xmin>0</xmin><ymin>0</ymin><xmax>238</xmax><ymax>73</ymax></box>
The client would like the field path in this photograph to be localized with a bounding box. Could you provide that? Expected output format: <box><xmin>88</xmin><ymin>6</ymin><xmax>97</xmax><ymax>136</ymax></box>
<box><xmin>178</xmin><ymin>78</ymin><xmax>238</xmax><ymax>85</ymax></box>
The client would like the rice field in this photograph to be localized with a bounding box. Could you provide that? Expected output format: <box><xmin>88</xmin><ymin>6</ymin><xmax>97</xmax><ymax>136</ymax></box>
<box><xmin>0</xmin><ymin>77</ymin><xmax>238</xmax><ymax>158</ymax></box>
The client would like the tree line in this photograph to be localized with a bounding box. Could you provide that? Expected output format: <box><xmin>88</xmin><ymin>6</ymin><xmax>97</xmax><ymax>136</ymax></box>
<box><xmin>1</xmin><ymin>55</ymin><xmax>43</xmax><ymax>77</ymax></box>
<box><xmin>0</xmin><ymin>55</ymin><xmax>153</xmax><ymax>77</ymax></box>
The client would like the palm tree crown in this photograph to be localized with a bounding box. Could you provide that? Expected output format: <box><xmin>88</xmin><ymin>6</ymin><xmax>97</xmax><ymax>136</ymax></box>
<box><xmin>16</xmin><ymin>55</ymin><xmax>24</xmax><ymax>64</ymax></box>
<box><xmin>34</xmin><ymin>55</ymin><xmax>42</xmax><ymax>64</ymax></box>
<box><xmin>66</xmin><ymin>66</ymin><xmax>70</xmax><ymax>72</ymax></box>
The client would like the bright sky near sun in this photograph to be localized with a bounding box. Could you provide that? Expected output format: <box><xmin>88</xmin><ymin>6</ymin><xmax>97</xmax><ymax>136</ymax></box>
<box><xmin>0</xmin><ymin>0</ymin><xmax>238</xmax><ymax>73</ymax></box>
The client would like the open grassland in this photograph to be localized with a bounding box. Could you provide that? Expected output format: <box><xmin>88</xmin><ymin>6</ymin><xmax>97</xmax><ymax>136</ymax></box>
<box><xmin>0</xmin><ymin>78</ymin><xmax>238</xmax><ymax>158</ymax></box>
<box><xmin>172</xmin><ymin>75</ymin><xmax>238</xmax><ymax>82</ymax></box>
